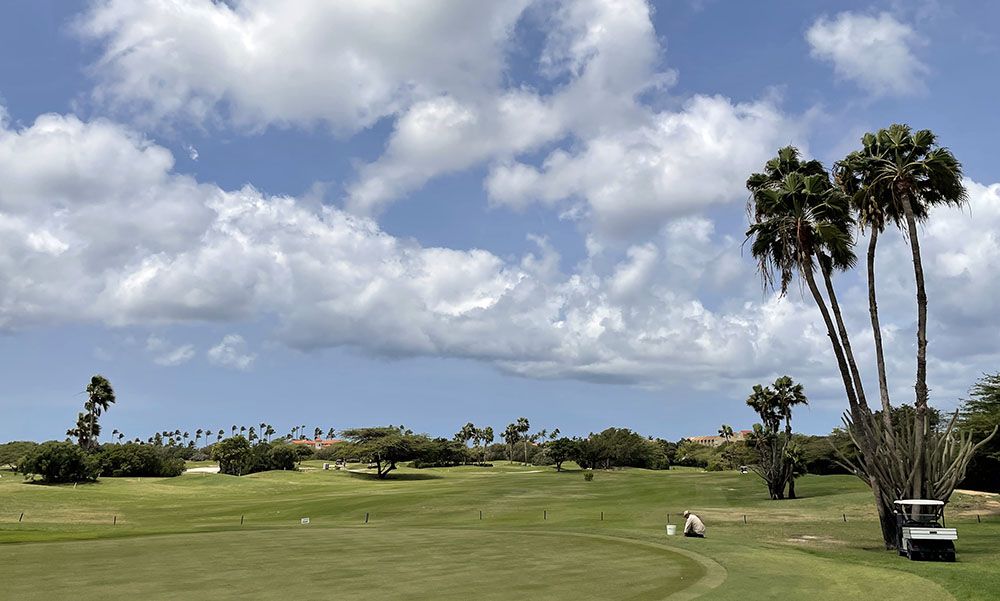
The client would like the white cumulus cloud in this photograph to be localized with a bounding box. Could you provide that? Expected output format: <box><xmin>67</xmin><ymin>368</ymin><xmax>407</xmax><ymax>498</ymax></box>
<box><xmin>208</xmin><ymin>334</ymin><xmax>256</xmax><ymax>370</ymax></box>
<box><xmin>806</xmin><ymin>12</ymin><xmax>927</xmax><ymax>96</ymax></box>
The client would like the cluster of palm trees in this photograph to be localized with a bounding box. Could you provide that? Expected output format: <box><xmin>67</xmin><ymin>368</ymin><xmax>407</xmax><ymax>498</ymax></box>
<box><xmin>744</xmin><ymin>376</ymin><xmax>808</xmax><ymax>500</ymax></box>
<box><xmin>745</xmin><ymin>124</ymin><xmax>995</xmax><ymax>548</ymax></box>
<box><xmin>454</xmin><ymin>419</ymin><xmax>559</xmax><ymax>465</ymax></box>
<box><xmin>101</xmin><ymin>424</ymin><xmax>338</xmax><ymax>449</ymax></box>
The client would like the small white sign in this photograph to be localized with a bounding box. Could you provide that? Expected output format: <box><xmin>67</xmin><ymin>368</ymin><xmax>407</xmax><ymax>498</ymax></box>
<box><xmin>301</xmin><ymin>517</ymin><xmax>310</xmax><ymax>525</ymax></box>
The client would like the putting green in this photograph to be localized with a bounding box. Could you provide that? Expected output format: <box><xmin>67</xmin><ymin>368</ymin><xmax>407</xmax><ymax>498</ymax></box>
<box><xmin>3</xmin><ymin>527</ymin><xmax>712</xmax><ymax>600</ymax></box>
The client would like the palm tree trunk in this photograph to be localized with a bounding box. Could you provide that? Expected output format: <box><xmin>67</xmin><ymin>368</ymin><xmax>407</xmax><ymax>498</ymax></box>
<box><xmin>802</xmin><ymin>266</ymin><xmax>861</xmax><ymax>415</ymax></box>
<box><xmin>866</xmin><ymin>230</ymin><xmax>894</xmax><ymax>429</ymax></box>
<box><xmin>820</xmin><ymin>260</ymin><xmax>869</xmax><ymax>411</ymax></box>
<box><xmin>899</xmin><ymin>190</ymin><xmax>929</xmax><ymax>499</ymax></box>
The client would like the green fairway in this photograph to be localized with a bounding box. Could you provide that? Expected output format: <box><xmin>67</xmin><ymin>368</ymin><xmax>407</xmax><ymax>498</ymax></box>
<box><xmin>2</xmin><ymin>463</ymin><xmax>998</xmax><ymax>600</ymax></box>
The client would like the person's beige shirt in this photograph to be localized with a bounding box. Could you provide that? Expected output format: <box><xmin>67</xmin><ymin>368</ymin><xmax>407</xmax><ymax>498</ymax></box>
<box><xmin>684</xmin><ymin>514</ymin><xmax>706</xmax><ymax>535</ymax></box>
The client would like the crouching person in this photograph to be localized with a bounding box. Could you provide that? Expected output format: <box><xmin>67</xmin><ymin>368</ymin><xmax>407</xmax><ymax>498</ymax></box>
<box><xmin>683</xmin><ymin>510</ymin><xmax>705</xmax><ymax>538</ymax></box>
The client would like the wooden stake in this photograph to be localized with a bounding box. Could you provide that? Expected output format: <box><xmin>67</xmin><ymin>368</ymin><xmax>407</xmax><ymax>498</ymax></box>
<box><xmin>240</xmin><ymin>515</ymin><xmax>244</xmax><ymax>525</ymax></box>
<box><xmin>365</xmin><ymin>512</ymin><xmax>369</xmax><ymax>524</ymax></box>
<box><xmin>18</xmin><ymin>512</ymin><xmax>23</xmax><ymax>523</ymax></box>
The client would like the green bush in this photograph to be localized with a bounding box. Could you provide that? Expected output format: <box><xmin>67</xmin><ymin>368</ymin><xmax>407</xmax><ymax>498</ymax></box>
<box><xmin>583</xmin><ymin>471</ymin><xmax>594</xmax><ymax>481</ymax></box>
<box><xmin>97</xmin><ymin>443</ymin><xmax>184</xmax><ymax>477</ymax></box>
<box><xmin>19</xmin><ymin>442</ymin><xmax>101</xmax><ymax>483</ymax></box>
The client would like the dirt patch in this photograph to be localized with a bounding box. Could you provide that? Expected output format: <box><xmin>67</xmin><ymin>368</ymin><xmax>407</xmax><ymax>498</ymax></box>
<box><xmin>785</xmin><ymin>534</ymin><xmax>847</xmax><ymax>546</ymax></box>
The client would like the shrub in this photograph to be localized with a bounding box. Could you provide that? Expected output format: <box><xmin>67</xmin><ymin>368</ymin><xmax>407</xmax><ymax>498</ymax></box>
<box><xmin>97</xmin><ymin>443</ymin><xmax>184</xmax><ymax>477</ymax></box>
<box><xmin>19</xmin><ymin>442</ymin><xmax>101</xmax><ymax>483</ymax></box>
<box><xmin>583</xmin><ymin>471</ymin><xmax>594</xmax><ymax>481</ymax></box>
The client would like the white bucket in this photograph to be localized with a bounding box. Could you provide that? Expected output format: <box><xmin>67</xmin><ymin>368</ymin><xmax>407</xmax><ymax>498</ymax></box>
<box><xmin>666</xmin><ymin>524</ymin><xmax>677</xmax><ymax>536</ymax></box>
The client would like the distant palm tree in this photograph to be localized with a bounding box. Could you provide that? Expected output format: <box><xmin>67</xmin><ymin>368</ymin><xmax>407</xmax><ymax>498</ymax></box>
<box><xmin>516</xmin><ymin>417</ymin><xmax>530</xmax><ymax>464</ymax></box>
<box><xmin>717</xmin><ymin>424</ymin><xmax>734</xmax><ymax>444</ymax></box>
<box><xmin>83</xmin><ymin>375</ymin><xmax>116</xmax><ymax>449</ymax></box>
<box><xmin>326</xmin><ymin>427</ymin><xmax>335</xmax><ymax>439</ymax></box>
<box><xmin>217</xmin><ymin>429</ymin><xmax>224</xmax><ymax>443</ymax></box>
<box><xmin>195</xmin><ymin>429</ymin><xmax>203</xmax><ymax>447</ymax></box>
<box><xmin>479</xmin><ymin>426</ymin><xmax>494</xmax><ymax>464</ymax></box>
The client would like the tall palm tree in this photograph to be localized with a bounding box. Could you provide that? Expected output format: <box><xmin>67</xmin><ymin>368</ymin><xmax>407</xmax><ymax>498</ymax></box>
<box><xmin>480</xmin><ymin>426</ymin><xmax>494</xmax><ymax>464</ymax></box>
<box><xmin>717</xmin><ymin>424</ymin><xmax>734</xmax><ymax>444</ymax></box>
<box><xmin>746</xmin><ymin>163</ymin><xmax>864</xmax><ymax>420</ymax></box>
<box><xmin>503</xmin><ymin>423</ymin><xmax>519</xmax><ymax>464</ymax></box>
<box><xmin>217</xmin><ymin>429</ymin><xmax>224</xmax><ymax>443</ymax></box>
<box><xmin>84</xmin><ymin>375</ymin><xmax>116</xmax><ymax>449</ymax></box>
<box><xmin>516</xmin><ymin>417</ymin><xmax>530</xmax><ymax>464</ymax></box>
<box><xmin>835</xmin><ymin>125</ymin><xmax>967</xmax><ymax>498</ymax></box>
<box><xmin>195</xmin><ymin>429</ymin><xmax>203</xmax><ymax>447</ymax></box>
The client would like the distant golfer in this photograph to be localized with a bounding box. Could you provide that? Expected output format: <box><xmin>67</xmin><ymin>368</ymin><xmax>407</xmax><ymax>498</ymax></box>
<box><xmin>683</xmin><ymin>511</ymin><xmax>705</xmax><ymax>538</ymax></box>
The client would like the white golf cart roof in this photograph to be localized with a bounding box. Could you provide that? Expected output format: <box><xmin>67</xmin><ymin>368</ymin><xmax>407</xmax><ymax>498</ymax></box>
<box><xmin>894</xmin><ymin>499</ymin><xmax>945</xmax><ymax>506</ymax></box>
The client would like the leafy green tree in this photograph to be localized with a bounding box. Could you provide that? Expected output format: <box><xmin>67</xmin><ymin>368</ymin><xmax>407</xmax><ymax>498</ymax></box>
<box><xmin>213</xmin><ymin>436</ymin><xmax>254</xmax><ymax>475</ymax></box>
<box><xmin>334</xmin><ymin>427</ymin><xmax>423</xmax><ymax>479</ymax></box>
<box><xmin>547</xmin><ymin>437</ymin><xmax>578</xmax><ymax>472</ymax></box>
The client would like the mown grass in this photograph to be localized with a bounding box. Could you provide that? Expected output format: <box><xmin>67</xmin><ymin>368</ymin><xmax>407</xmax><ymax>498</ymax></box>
<box><xmin>1</xmin><ymin>462</ymin><xmax>998</xmax><ymax>600</ymax></box>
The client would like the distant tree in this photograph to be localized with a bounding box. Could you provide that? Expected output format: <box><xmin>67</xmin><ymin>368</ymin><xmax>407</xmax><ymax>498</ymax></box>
<box><xmin>479</xmin><ymin>426</ymin><xmax>494</xmax><ymax>464</ymax></box>
<box><xmin>746</xmin><ymin>377</ymin><xmax>807</xmax><ymax>499</ymax></box>
<box><xmin>195</xmin><ymin>429</ymin><xmax>203</xmax><ymax>447</ymax></box>
<box><xmin>502</xmin><ymin>423</ymin><xmax>520</xmax><ymax>464</ymax></box>
<box><xmin>20</xmin><ymin>442</ymin><xmax>100</xmax><ymax>483</ymax></box>
<box><xmin>327</xmin><ymin>427</ymin><xmax>336</xmax><ymax>439</ymax></box>
<box><xmin>547</xmin><ymin>438</ymin><xmax>578</xmax><ymax>472</ymax></box>
<box><xmin>213</xmin><ymin>436</ymin><xmax>254</xmax><ymax>476</ymax></box>
<box><xmin>718</xmin><ymin>424</ymin><xmax>734</xmax><ymax>443</ymax></box>
<box><xmin>334</xmin><ymin>427</ymin><xmax>425</xmax><ymax>479</ymax></box>
<box><xmin>217</xmin><ymin>429</ymin><xmax>225</xmax><ymax>443</ymax></box>
<box><xmin>960</xmin><ymin>373</ymin><xmax>1000</xmax><ymax>492</ymax></box>
<box><xmin>314</xmin><ymin>427</ymin><xmax>323</xmax><ymax>440</ymax></box>
<box><xmin>516</xmin><ymin>417</ymin><xmax>530</xmax><ymax>464</ymax></box>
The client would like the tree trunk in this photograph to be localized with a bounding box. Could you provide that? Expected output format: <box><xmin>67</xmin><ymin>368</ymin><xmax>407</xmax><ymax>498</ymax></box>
<box><xmin>802</xmin><ymin>267</ymin><xmax>861</xmax><ymax>415</ymax></box>
<box><xmin>899</xmin><ymin>190</ymin><xmax>929</xmax><ymax>499</ymax></box>
<box><xmin>866</xmin><ymin>230</ymin><xmax>895</xmax><ymax>430</ymax></box>
<box><xmin>787</xmin><ymin>477</ymin><xmax>796</xmax><ymax>500</ymax></box>
<box><xmin>820</xmin><ymin>261</ymin><xmax>869</xmax><ymax>410</ymax></box>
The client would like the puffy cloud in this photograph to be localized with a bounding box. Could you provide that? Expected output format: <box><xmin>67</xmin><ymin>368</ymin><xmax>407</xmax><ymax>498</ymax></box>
<box><xmin>208</xmin><ymin>335</ymin><xmax>256</xmax><ymax>370</ymax></box>
<box><xmin>486</xmin><ymin>95</ymin><xmax>806</xmax><ymax>237</ymax></box>
<box><xmin>345</xmin><ymin>0</ymin><xmax>670</xmax><ymax>215</ymax></box>
<box><xmin>0</xmin><ymin>108</ymin><xmax>836</xmax><ymax>388</ymax></box>
<box><xmin>145</xmin><ymin>335</ymin><xmax>196</xmax><ymax>367</ymax></box>
<box><xmin>76</xmin><ymin>0</ymin><xmax>531</xmax><ymax>132</ymax></box>
<box><xmin>806</xmin><ymin>12</ymin><xmax>927</xmax><ymax>96</ymax></box>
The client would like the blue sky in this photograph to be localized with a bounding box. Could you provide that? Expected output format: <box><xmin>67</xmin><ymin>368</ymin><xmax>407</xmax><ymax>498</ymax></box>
<box><xmin>1</xmin><ymin>0</ymin><xmax>998</xmax><ymax>444</ymax></box>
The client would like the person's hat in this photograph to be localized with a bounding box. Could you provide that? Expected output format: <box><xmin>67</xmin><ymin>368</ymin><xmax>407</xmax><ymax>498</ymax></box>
<box><xmin>683</xmin><ymin>510</ymin><xmax>690</xmax><ymax>517</ymax></box>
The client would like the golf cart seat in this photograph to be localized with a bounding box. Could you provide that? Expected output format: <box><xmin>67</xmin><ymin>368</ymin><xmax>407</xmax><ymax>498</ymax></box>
<box><xmin>893</xmin><ymin>499</ymin><xmax>957</xmax><ymax>562</ymax></box>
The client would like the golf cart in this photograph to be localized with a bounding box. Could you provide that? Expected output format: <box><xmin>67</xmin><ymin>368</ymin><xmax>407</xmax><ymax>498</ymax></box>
<box><xmin>893</xmin><ymin>499</ymin><xmax>957</xmax><ymax>561</ymax></box>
